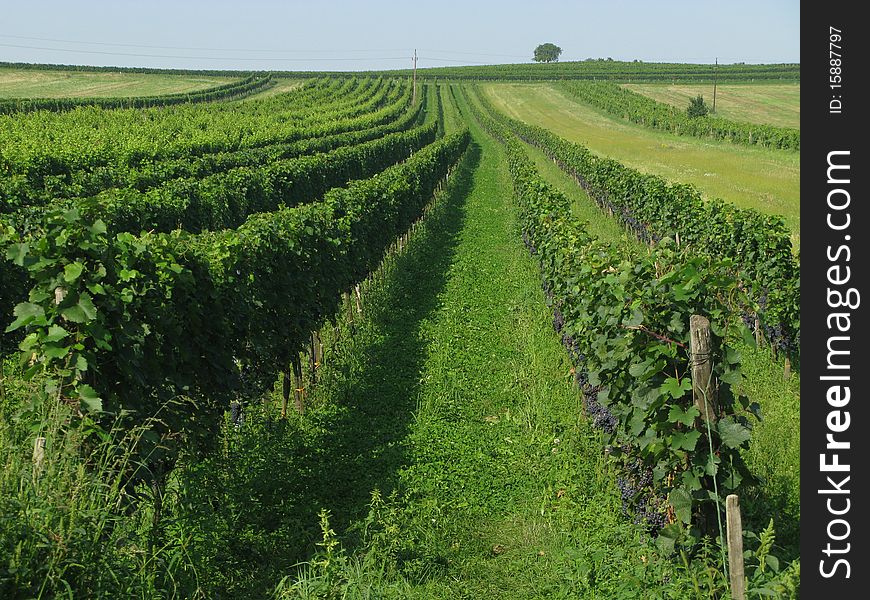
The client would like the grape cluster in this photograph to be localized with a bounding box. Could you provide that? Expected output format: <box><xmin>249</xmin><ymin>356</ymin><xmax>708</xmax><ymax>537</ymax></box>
<box><xmin>582</xmin><ymin>389</ymin><xmax>617</xmax><ymax>433</ymax></box>
<box><xmin>230</xmin><ymin>400</ymin><xmax>242</xmax><ymax>426</ymax></box>
<box><xmin>561</xmin><ymin>334</ymin><xmax>583</xmax><ymax>364</ymax></box>
<box><xmin>617</xmin><ymin>475</ymin><xmax>635</xmax><ymax>505</ymax></box>
<box><xmin>615</xmin><ymin>455</ymin><xmax>668</xmax><ymax>534</ymax></box>
<box><xmin>553</xmin><ymin>308</ymin><xmax>565</xmax><ymax>333</ymax></box>
<box><xmin>521</xmin><ymin>230</ymin><xmax>537</xmax><ymax>255</ymax></box>
<box><xmin>573</xmin><ymin>362</ymin><xmax>590</xmax><ymax>388</ymax></box>
<box><xmin>541</xmin><ymin>279</ymin><xmax>554</xmax><ymax>299</ymax></box>
<box><xmin>764</xmin><ymin>321</ymin><xmax>794</xmax><ymax>353</ymax></box>
<box><xmin>626</xmin><ymin>456</ymin><xmax>653</xmax><ymax>488</ymax></box>
<box><xmin>635</xmin><ymin>497</ymin><xmax>668</xmax><ymax>532</ymax></box>
<box><xmin>740</xmin><ymin>288</ymin><xmax>796</xmax><ymax>354</ymax></box>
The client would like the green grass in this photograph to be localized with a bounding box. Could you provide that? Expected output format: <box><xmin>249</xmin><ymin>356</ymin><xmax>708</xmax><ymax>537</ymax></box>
<box><xmin>481</xmin><ymin>83</ymin><xmax>800</xmax><ymax>243</ymax></box>
<box><xmin>737</xmin><ymin>346</ymin><xmax>801</xmax><ymax>560</ymax></box>
<box><xmin>437</xmin><ymin>83</ymin><xmax>462</xmax><ymax>134</ymax></box>
<box><xmin>0</xmin><ymin>359</ymin><xmax>190</xmax><ymax>598</ymax></box>
<box><xmin>0</xmin><ymin>67</ymin><xmax>234</xmax><ymax>98</ymax></box>
<box><xmin>623</xmin><ymin>83</ymin><xmax>800</xmax><ymax>129</ymax></box>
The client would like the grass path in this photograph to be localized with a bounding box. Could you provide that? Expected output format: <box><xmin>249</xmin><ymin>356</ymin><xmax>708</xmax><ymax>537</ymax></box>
<box><xmin>482</xmin><ymin>83</ymin><xmax>800</xmax><ymax>241</ymax></box>
<box><xmin>383</xmin><ymin>94</ymin><xmax>647</xmax><ymax>597</ymax></box>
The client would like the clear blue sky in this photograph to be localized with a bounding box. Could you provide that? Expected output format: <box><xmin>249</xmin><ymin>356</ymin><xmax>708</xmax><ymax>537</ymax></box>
<box><xmin>0</xmin><ymin>0</ymin><xmax>800</xmax><ymax>72</ymax></box>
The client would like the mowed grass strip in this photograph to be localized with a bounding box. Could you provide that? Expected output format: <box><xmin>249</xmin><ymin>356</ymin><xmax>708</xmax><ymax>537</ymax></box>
<box><xmin>482</xmin><ymin>82</ymin><xmax>800</xmax><ymax>242</ymax></box>
<box><xmin>0</xmin><ymin>67</ymin><xmax>234</xmax><ymax>98</ymax></box>
<box><xmin>623</xmin><ymin>82</ymin><xmax>800</xmax><ymax>129</ymax></box>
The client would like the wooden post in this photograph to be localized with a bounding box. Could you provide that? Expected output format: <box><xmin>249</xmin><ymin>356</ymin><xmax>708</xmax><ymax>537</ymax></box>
<box><xmin>783</xmin><ymin>355</ymin><xmax>792</xmax><ymax>380</ymax></box>
<box><xmin>712</xmin><ymin>57</ymin><xmax>718</xmax><ymax>113</ymax></box>
<box><xmin>345</xmin><ymin>291</ymin><xmax>355</xmax><ymax>334</ymax></box>
<box><xmin>354</xmin><ymin>284</ymin><xmax>363</xmax><ymax>314</ymax></box>
<box><xmin>310</xmin><ymin>331</ymin><xmax>323</xmax><ymax>382</ymax></box>
<box><xmin>726</xmin><ymin>494</ymin><xmax>746</xmax><ymax>600</ymax></box>
<box><xmin>281</xmin><ymin>370</ymin><xmax>291</xmax><ymax>418</ymax></box>
<box><xmin>32</xmin><ymin>436</ymin><xmax>46</xmax><ymax>473</ymax></box>
<box><xmin>690</xmin><ymin>315</ymin><xmax>718</xmax><ymax>425</ymax></box>
<box><xmin>754</xmin><ymin>316</ymin><xmax>763</xmax><ymax>347</ymax></box>
<box><xmin>412</xmin><ymin>49</ymin><xmax>418</xmax><ymax>104</ymax></box>
<box><xmin>292</xmin><ymin>354</ymin><xmax>305</xmax><ymax>414</ymax></box>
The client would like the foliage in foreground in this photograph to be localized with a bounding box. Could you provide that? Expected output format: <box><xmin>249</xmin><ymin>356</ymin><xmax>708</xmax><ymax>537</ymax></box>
<box><xmin>0</xmin><ymin>363</ymin><xmax>200</xmax><ymax>599</ymax></box>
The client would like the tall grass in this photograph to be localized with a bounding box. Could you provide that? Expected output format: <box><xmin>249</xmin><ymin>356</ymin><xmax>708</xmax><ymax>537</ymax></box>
<box><xmin>0</xmin><ymin>359</ymin><xmax>198</xmax><ymax>599</ymax></box>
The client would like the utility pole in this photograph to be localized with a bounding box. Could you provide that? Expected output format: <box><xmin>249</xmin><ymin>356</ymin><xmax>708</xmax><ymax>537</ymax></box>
<box><xmin>412</xmin><ymin>49</ymin><xmax>418</xmax><ymax>103</ymax></box>
<box><xmin>712</xmin><ymin>57</ymin><xmax>718</xmax><ymax>113</ymax></box>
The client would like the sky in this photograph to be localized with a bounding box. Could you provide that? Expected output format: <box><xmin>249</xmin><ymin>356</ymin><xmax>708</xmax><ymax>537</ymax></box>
<box><xmin>0</xmin><ymin>0</ymin><xmax>800</xmax><ymax>72</ymax></box>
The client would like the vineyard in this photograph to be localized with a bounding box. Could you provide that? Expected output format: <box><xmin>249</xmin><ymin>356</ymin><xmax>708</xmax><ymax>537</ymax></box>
<box><xmin>0</xmin><ymin>65</ymin><xmax>799</xmax><ymax>599</ymax></box>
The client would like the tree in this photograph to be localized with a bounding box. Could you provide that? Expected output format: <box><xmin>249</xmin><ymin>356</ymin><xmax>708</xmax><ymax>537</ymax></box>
<box><xmin>687</xmin><ymin>95</ymin><xmax>709</xmax><ymax>118</ymax></box>
<box><xmin>533</xmin><ymin>43</ymin><xmax>563</xmax><ymax>63</ymax></box>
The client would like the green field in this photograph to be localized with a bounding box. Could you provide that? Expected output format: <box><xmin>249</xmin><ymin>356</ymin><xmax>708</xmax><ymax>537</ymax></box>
<box><xmin>482</xmin><ymin>82</ymin><xmax>800</xmax><ymax>242</ymax></box>
<box><xmin>624</xmin><ymin>82</ymin><xmax>800</xmax><ymax>129</ymax></box>
<box><xmin>0</xmin><ymin>67</ymin><xmax>234</xmax><ymax>97</ymax></box>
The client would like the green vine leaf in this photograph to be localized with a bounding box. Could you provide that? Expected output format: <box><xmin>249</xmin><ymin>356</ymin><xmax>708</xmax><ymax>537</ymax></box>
<box><xmin>667</xmin><ymin>405</ymin><xmax>699</xmax><ymax>426</ymax></box>
<box><xmin>77</xmin><ymin>384</ymin><xmax>103</xmax><ymax>413</ymax></box>
<box><xmin>668</xmin><ymin>488</ymin><xmax>693</xmax><ymax>524</ymax></box>
<box><xmin>64</xmin><ymin>262</ymin><xmax>84</xmax><ymax>282</ymax></box>
<box><xmin>718</xmin><ymin>417</ymin><xmax>752</xmax><ymax>449</ymax></box>
<box><xmin>671</xmin><ymin>429</ymin><xmax>701</xmax><ymax>451</ymax></box>
<box><xmin>6</xmin><ymin>302</ymin><xmax>45</xmax><ymax>332</ymax></box>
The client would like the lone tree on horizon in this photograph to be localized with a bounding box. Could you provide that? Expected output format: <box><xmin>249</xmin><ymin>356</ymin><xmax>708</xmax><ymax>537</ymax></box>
<box><xmin>533</xmin><ymin>43</ymin><xmax>562</xmax><ymax>63</ymax></box>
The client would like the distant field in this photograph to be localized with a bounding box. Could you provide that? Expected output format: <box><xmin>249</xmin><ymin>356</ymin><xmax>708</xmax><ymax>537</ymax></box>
<box><xmin>482</xmin><ymin>82</ymin><xmax>800</xmax><ymax>242</ymax></box>
<box><xmin>0</xmin><ymin>68</ymin><xmax>235</xmax><ymax>98</ymax></box>
<box><xmin>623</xmin><ymin>82</ymin><xmax>800</xmax><ymax>129</ymax></box>
<box><xmin>239</xmin><ymin>77</ymin><xmax>305</xmax><ymax>100</ymax></box>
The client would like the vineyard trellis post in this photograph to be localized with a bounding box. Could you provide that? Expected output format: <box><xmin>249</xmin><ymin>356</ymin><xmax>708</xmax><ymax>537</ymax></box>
<box><xmin>281</xmin><ymin>370</ymin><xmax>291</xmax><ymax>418</ymax></box>
<box><xmin>712</xmin><ymin>57</ymin><xmax>718</xmax><ymax>113</ymax></box>
<box><xmin>690</xmin><ymin>314</ymin><xmax>718</xmax><ymax>425</ymax></box>
<box><xmin>32</xmin><ymin>436</ymin><xmax>46</xmax><ymax>476</ymax></box>
<box><xmin>292</xmin><ymin>354</ymin><xmax>305</xmax><ymax>414</ymax></box>
<box><xmin>310</xmin><ymin>331</ymin><xmax>323</xmax><ymax>384</ymax></box>
<box><xmin>412</xmin><ymin>49</ymin><xmax>418</xmax><ymax>104</ymax></box>
<box><xmin>726</xmin><ymin>494</ymin><xmax>746</xmax><ymax>600</ymax></box>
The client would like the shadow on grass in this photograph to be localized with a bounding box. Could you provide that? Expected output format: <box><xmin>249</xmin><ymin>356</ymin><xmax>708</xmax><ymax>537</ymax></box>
<box><xmin>169</xmin><ymin>143</ymin><xmax>481</xmax><ymax>598</ymax></box>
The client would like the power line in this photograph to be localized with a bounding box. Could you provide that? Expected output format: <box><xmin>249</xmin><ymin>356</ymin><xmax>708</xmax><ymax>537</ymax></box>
<box><xmin>0</xmin><ymin>33</ymin><xmax>407</xmax><ymax>54</ymax></box>
<box><xmin>0</xmin><ymin>33</ymin><xmax>536</xmax><ymax>63</ymax></box>
<box><xmin>417</xmin><ymin>56</ymin><xmax>494</xmax><ymax>65</ymax></box>
<box><xmin>0</xmin><ymin>42</ymin><xmax>514</xmax><ymax>67</ymax></box>
<box><xmin>0</xmin><ymin>42</ymin><xmax>409</xmax><ymax>62</ymax></box>
<box><xmin>417</xmin><ymin>48</ymin><xmax>528</xmax><ymax>59</ymax></box>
